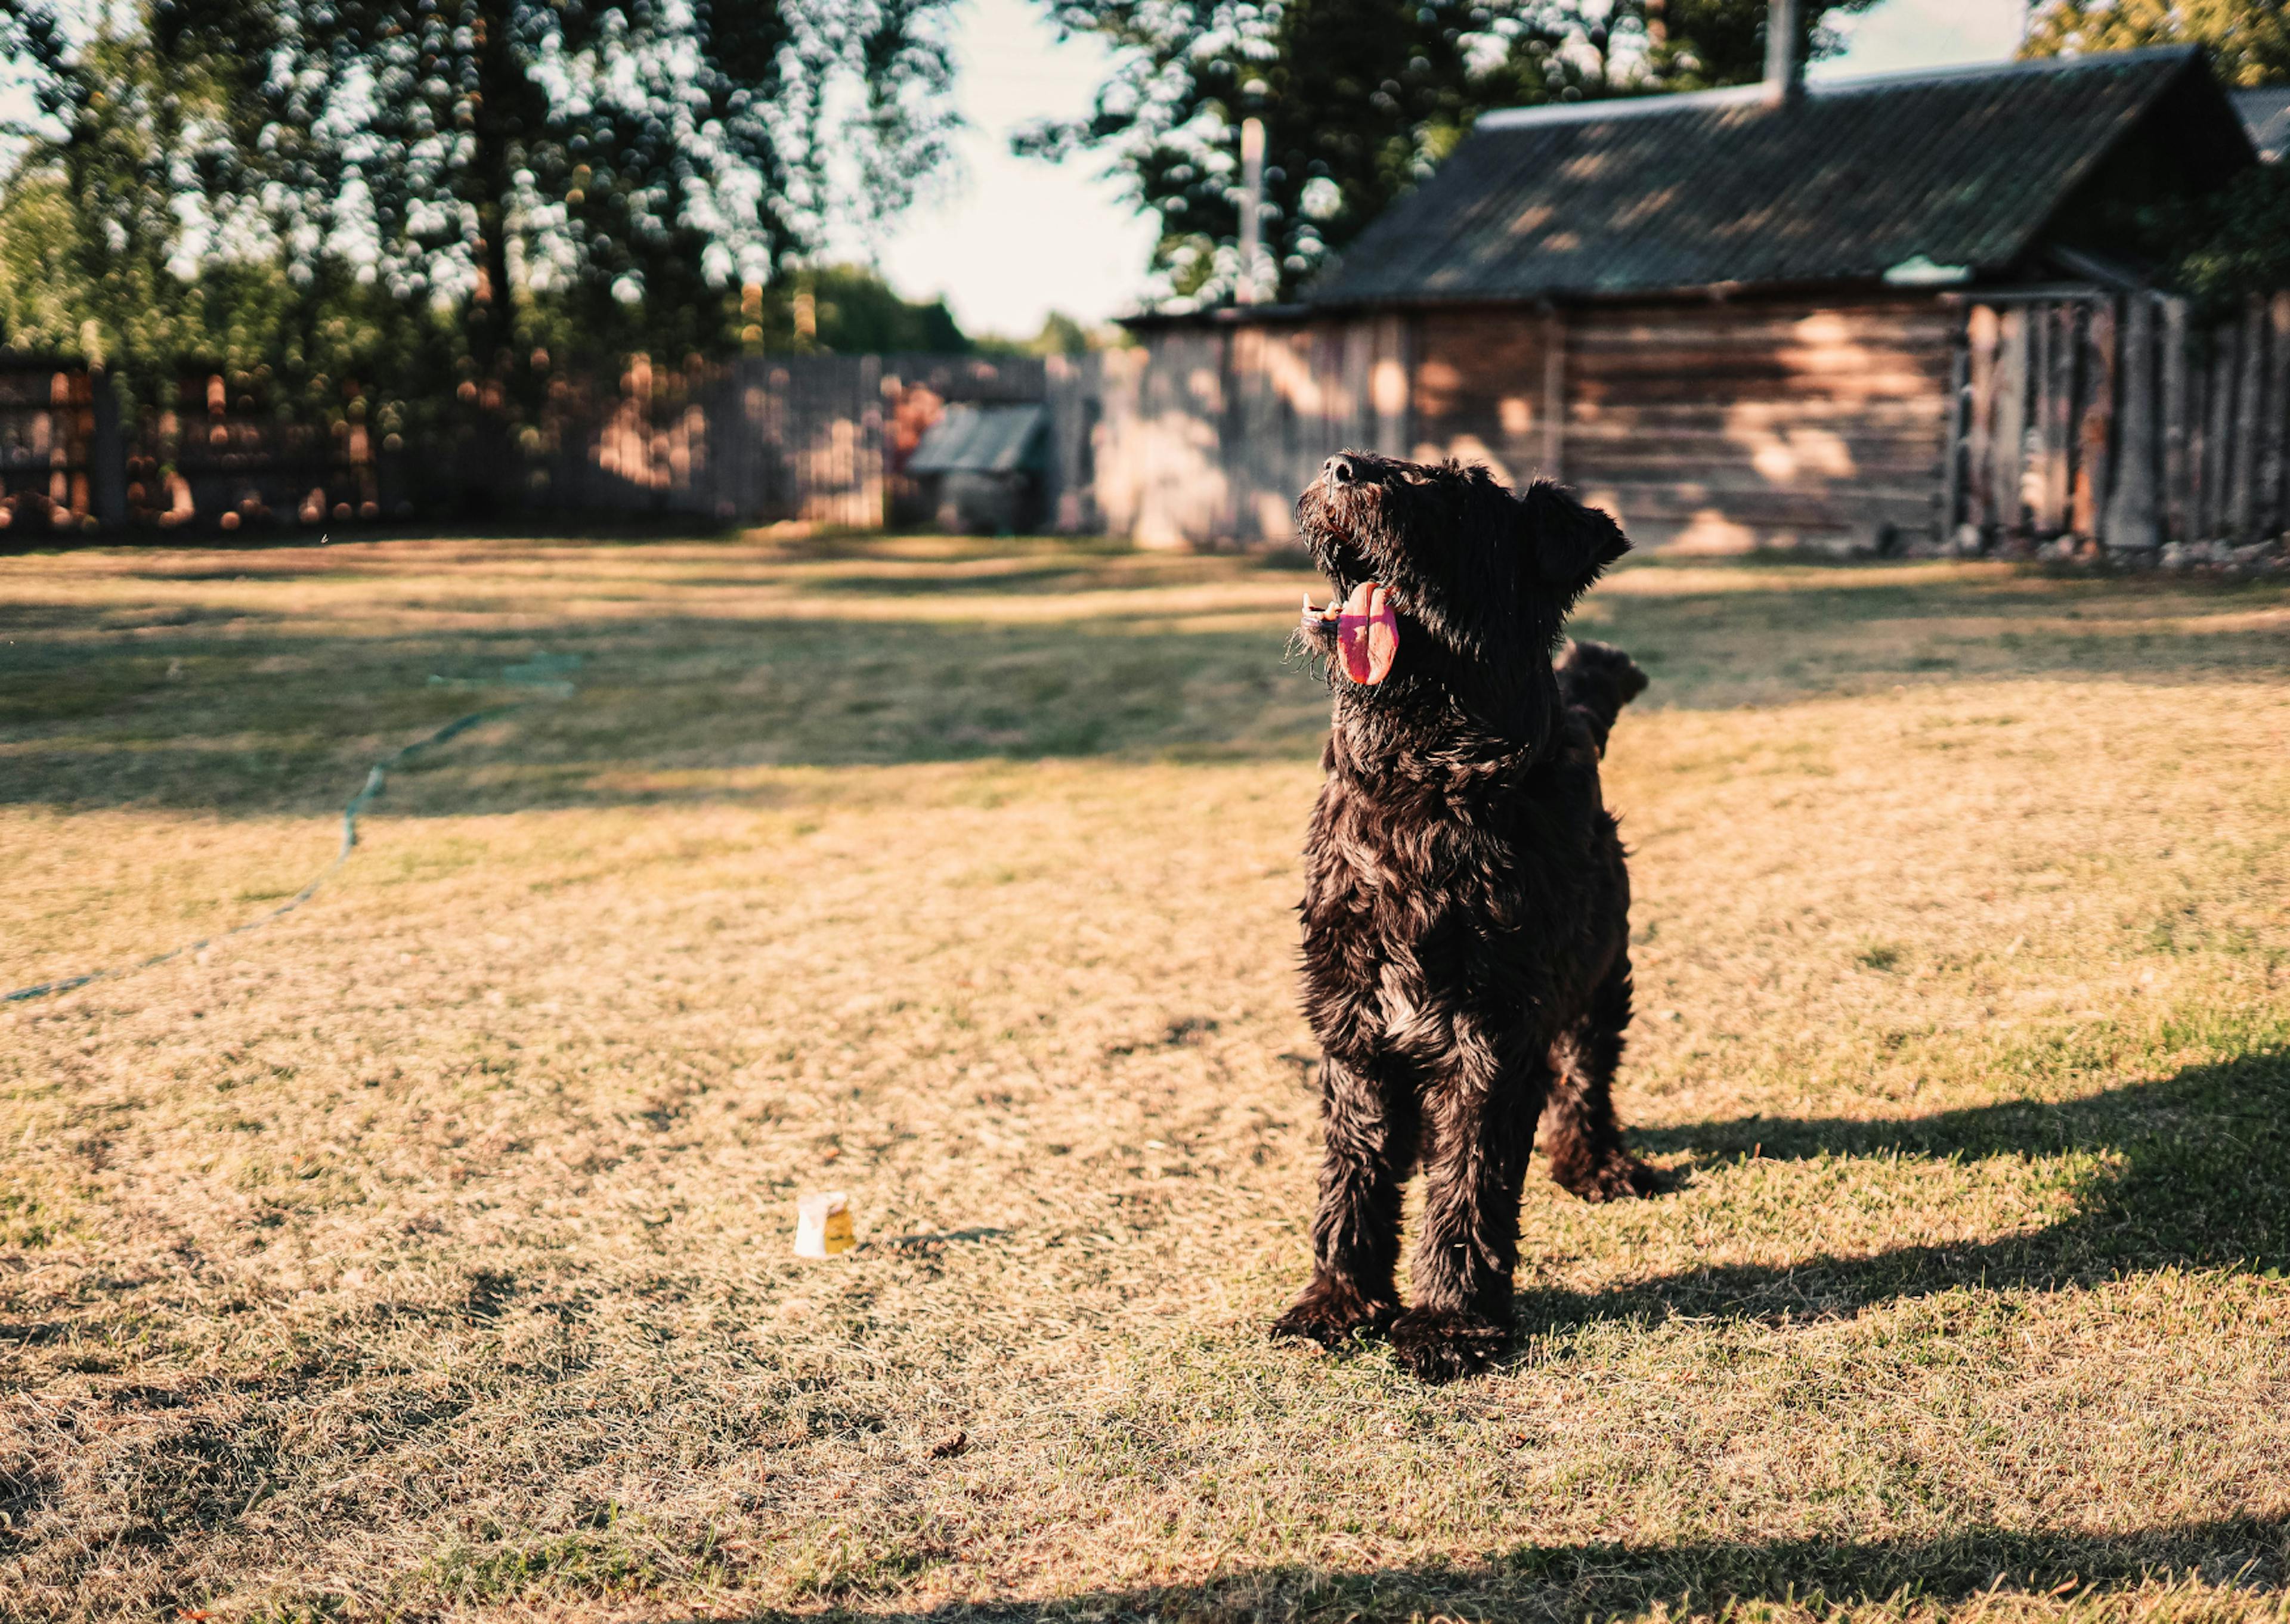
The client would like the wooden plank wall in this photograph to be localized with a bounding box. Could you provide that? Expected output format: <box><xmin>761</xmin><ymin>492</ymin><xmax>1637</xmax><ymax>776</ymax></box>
<box><xmin>555</xmin><ymin>353</ymin><xmax>729</xmax><ymax>517</ymax></box>
<box><xmin>1409</xmin><ymin>309</ymin><xmax>1559</xmax><ymax>486</ymax></box>
<box><xmin>0</xmin><ymin>359</ymin><xmax>104</xmax><ymax>531</ymax></box>
<box><xmin>1110</xmin><ymin>299</ymin><xmax>1955</xmax><ymax>551</ymax></box>
<box><xmin>1561</xmin><ymin>297</ymin><xmax>1955</xmax><ymax>551</ymax></box>
<box><xmin>1950</xmin><ymin>290</ymin><xmax>2290</xmax><ymax>550</ymax></box>
<box><xmin>1042</xmin><ymin>352</ymin><xmax>1106</xmax><ymax>534</ymax></box>
<box><xmin>20</xmin><ymin>350</ymin><xmax>1070</xmax><ymax>532</ymax></box>
<box><xmin>1096</xmin><ymin>316</ymin><xmax>1409</xmax><ymax>547</ymax></box>
<box><xmin>553</xmin><ymin>352</ymin><xmax>1053</xmax><ymax>528</ymax></box>
<box><xmin>1092</xmin><ymin>332</ymin><xmax>1224</xmax><ymax>548</ymax></box>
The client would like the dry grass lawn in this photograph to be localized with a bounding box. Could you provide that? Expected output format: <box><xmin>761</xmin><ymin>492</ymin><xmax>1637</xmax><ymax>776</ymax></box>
<box><xmin>3</xmin><ymin>531</ymin><xmax>2289</xmax><ymax>1623</ymax></box>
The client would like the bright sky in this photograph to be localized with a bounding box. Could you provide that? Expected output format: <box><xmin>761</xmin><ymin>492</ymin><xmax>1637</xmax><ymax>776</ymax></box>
<box><xmin>873</xmin><ymin>0</ymin><xmax>2034</xmax><ymax>339</ymax></box>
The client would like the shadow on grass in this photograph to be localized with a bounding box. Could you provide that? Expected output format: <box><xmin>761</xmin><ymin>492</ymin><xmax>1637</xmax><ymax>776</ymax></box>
<box><xmin>790</xmin><ymin>1516</ymin><xmax>2290</xmax><ymax>1620</ymax></box>
<box><xmin>768</xmin><ymin>1056</ymin><xmax>2290</xmax><ymax>1622</ymax></box>
<box><xmin>0</xmin><ymin>613</ymin><xmax>1333</xmax><ymax>813</ymax></box>
<box><xmin>1522</xmin><ymin>1046</ymin><xmax>2290</xmax><ymax>1337</ymax></box>
<box><xmin>4</xmin><ymin>553</ymin><xmax>2287</xmax><ymax>814</ymax></box>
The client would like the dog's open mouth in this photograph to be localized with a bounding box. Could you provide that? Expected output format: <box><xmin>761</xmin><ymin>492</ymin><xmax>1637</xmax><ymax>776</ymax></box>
<box><xmin>1301</xmin><ymin>580</ymin><xmax>1398</xmax><ymax>684</ymax></box>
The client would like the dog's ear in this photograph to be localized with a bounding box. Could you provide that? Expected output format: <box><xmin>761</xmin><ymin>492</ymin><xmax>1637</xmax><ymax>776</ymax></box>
<box><xmin>1520</xmin><ymin>480</ymin><xmax>1629</xmax><ymax>610</ymax></box>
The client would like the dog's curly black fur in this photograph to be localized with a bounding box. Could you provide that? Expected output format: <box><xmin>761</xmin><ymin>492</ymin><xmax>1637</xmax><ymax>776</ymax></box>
<box><xmin>1274</xmin><ymin>451</ymin><xmax>1655</xmax><ymax>1382</ymax></box>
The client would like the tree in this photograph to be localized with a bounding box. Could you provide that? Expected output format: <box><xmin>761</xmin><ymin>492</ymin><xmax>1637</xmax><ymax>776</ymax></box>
<box><xmin>156</xmin><ymin>0</ymin><xmax>960</xmax><ymax>370</ymax></box>
<box><xmin>2022</xmin><ymin>0</ymin><xmax>2290</xmax><ymax>88</ymax></box>
<box><xmin>802</xmin><ymin>264</ymin><xmax>971</xmax><ymax>351</ymax></box>
<box><xmin>2167</xmin><ymin>164</ymin><xmax>2290</xmax><ymax>308</ymax></box>
<box><xmin>968</xmin><ymin>309</ymin><xmax>1115</xmax><ymax>356</ymax></box>
<box><xmin>2022</xmin><ymin>1</ymin><xmax>2289</xmax><ymax>314</ymax></box>
<box><xmin>0</xmin><ymin>0</ymin><xmax>960</xmax><ymax>399</ymax></box>
<box><xmin>0</xmin><ymin>5</ymin><xmax>238</xmax><ymax>377</ymax></box>
<box><xmin>1019</xmin><ymin>0</ymin><xmax>1877</xmax><ymax>303</ymax></box>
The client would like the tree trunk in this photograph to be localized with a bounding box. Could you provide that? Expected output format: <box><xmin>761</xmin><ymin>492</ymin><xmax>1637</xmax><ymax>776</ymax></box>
<box><xmin>459</xmin><ymin>0</ymin><xmax>523</xmax><ymax>513</ymax></box>
<box><xmin>467</xmin><ymin>0</ymin><xmax>521</xmax><ymax>374</ymax></box>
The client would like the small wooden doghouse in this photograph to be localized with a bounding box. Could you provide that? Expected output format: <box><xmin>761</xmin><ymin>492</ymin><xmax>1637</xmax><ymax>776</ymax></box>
<box><xmin>1096</xmin><ymin>46</ymin><xmax>2257</xmax><ymax>553</ymax></box>
<box><xmin>906</xmin><ymin>402</ymin><xmax>1052</xmax><ymax>534</ymax></box>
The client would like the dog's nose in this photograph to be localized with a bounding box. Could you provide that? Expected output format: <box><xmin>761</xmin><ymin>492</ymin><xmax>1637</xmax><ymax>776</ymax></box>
<box><xmin>1323</xmin><ymin>455</ymin><xmax>1356</xmax><ymax>486</ymax></box>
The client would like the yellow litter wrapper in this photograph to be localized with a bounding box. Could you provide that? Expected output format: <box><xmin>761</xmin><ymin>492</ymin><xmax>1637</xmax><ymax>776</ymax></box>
<box><xmin>794</xmin><ymin>1191</ymin><xmax>855</xmax><ymax>1258</ymax></box>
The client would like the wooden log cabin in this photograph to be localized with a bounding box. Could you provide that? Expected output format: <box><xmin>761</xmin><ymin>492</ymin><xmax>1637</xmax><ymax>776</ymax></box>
<box><xmin>1097</xmin><ymin>45</ymin><xmax>2256</xmax><ymax>552</ymax></box>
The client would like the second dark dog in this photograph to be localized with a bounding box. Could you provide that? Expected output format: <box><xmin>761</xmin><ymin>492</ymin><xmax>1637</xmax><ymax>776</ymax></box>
<box><xmin>1277</xmin><ymin>452</ymin><xmax>1654</xmax><ymax>1381</ymax></box>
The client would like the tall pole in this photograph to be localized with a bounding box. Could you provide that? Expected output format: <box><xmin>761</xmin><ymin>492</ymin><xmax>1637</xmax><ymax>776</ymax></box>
<box><xmin>1763</xmin><ymin>0</ymin><xmax>1803</xmax><ymax>108</ymax></box>
<box><xmin>1237</xmin><ymin>117</ymin><xmax>1266</xmax><ymax>305</ymax></box>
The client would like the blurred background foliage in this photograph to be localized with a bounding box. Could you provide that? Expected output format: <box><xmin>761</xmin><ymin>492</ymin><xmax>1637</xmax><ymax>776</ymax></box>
<box><xmin>0</xmin><ymin>0</ymin><xmax>962</xmax><ymax>433</ymax></box>
<box><xmin>2020</xmin><ymin>0</ymin><xmax>2290</xmax><ymax>315</ymax></box>
<box><xmin>2022</xmin><ymin>0</ymin><xmax>2290</xmax><ymax>87</ymax></box>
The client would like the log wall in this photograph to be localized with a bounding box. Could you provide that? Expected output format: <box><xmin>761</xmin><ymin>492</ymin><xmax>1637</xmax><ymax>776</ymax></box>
<box><xmin>1561</xmin><ymin>297</ymin><xmax>1955</xmax><ymax>552</ymax></box>
<box><xmin>1950</xmin><ymin>289</ymin><xmax>2290</xmax><ymax>551</ymax></box>
<box><xmin>1110</xmin><ymin>296</ymin><xmax>1959</xmax><ymax>552</ymax></box>
<box><xmin>1409</xmin><ymin>308</ymin><xmax>1562</xmax><ymax>487</ymax></box>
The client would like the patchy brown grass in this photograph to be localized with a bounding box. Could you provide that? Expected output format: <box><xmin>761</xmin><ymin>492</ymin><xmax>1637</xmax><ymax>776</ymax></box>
<box><xmin>2</xmin><ymin>533</ymin><xmax>2288</xmax><ymax>1624</ymax></box>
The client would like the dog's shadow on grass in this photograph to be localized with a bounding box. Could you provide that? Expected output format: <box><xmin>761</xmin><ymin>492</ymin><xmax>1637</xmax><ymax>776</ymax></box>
<box><xmin>793</xmin><ymin>1514</ymin><xmax>2289</xmax><ymax>1620</ymax></box>
<box><xmin>1520</xmin><ymin>1045</ymin><xmax>2290</xmax><ymax>1338</ymax></box>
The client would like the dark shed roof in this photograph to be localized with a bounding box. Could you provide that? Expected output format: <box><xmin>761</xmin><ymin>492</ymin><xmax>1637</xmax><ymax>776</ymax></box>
<box><xmin>1310</xmin><ymin>48</ymin><xmax>2252</xmax><ymax>308</ymax></box>
<box><xmin>906</xmin><ymin>403</ymin><xmax>1048</xmax><ymax>475</ymax></box>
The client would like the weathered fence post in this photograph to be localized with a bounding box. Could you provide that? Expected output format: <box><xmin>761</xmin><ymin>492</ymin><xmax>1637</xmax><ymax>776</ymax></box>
<box><xmin>2231</xmin><ymin>295</ymin><xmax>2266</xmax><ymax>541</ymax></box>
<box><xmin>2200</xmin><ymin>320</ymin><xmax>2233</xmax><ymax>539</ymax></box>
<box><xmin>2072</xmin><ymin>298</ymin><xmax>2115</xmax><ymax>541</ymax></box>
<box><xmin>1961</xmin><ymin>303</ymin><xmax>2000</xmax><ymax>544</ymax></box>
<box><xmin>2161</xmin><ymin>296</ymin><xmax>2191</xmax><ymax>543</ymax></box>
<box><xmin>2267</xmin><ymin>292</ymin><xmax>2290</xmax><ymax>540</ymax></box>
<box><xmin>2103</xmin><ymin>293</ymin><xmax>2160</xmax><ymax>551</ymax></box>
<box><xmin>2037</xmin><ymin>302</ymin><xmax>2075</xmax><ymax>534</ymax></box>
<box><xmin>91</xmin><ymin>369</ymin><xmax>127</xmax><ymax>528</ymax></box>
<box><xmin>1940</xmin><ymin>321</ymin><xmax>1970</xmax><ymax>542</ymax></box>
<box><xmin>1992</xmin><ymin>306</ymin><xmax>2029</xmax><ymax>535</ymax></box>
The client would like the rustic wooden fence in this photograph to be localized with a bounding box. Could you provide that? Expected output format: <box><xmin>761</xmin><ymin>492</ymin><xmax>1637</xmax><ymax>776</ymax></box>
<box><xmin>1</xmin><ymin>350</ymin><xmax>1098</xmax><ymax>534</ymax></box>
<box><xmin>1095</xmin><ymin>313</ymin><xmax>1409</xmax><ymax>548</ymax></box>
<box><xmin>1946</xmin><ymin>289</ymin><xmax>2290</xmax><ymax>551</ymax></box>
<box><xmin>129</xmin><ymin>370</ymin><xmax>376</xmax><ymax>528</ymax></box>
<box><xmin>0</xmin><ymin>358</ymin><xmax>114</xmax><ymax>533</ymax></box>
<box><xmin>531</xmin><ymin>351</ymin><xmax>1103</xmax><ymax>531</ymax></box>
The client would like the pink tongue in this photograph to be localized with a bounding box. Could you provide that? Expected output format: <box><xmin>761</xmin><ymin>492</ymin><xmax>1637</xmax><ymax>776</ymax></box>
<box><xmin>1338</xmin><ymin>581</ymin><xmax>1398</xmax><ymax>684</ymax></box>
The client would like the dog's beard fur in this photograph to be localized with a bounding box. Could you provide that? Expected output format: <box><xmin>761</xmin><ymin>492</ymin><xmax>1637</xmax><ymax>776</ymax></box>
<box><xmin>1274</xmin><ymin>453</ymin><xmax>1655</xmax><ymax>1383</ymax></box>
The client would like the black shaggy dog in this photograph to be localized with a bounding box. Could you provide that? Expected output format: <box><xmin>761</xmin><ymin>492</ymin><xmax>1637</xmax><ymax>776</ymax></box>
<box><xmin>1276</xmin><ymin>451</ymin><xmax>1655</xmax><ymax>1382</ymax></box>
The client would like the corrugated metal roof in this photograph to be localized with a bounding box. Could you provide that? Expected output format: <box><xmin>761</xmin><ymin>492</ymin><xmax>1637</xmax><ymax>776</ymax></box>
<box><xmin>906</xmin><ymin>402</ymin><xmax>1048</xmax><ymax>475</ymax></box>
<box><xmin>1310</xmin><ymin>48</ymin><xmax>2244</xmax><ymax>307</ymax></box>
<box><xmin>2235</xmin><ymin>86</ymin><xmax>2290</xmax><ymax>160</ymax></box>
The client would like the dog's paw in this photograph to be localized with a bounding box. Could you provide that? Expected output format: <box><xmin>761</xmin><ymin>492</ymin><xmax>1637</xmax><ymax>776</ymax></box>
<box><xmin>1387</xmin><ymin>1308</ymin><xmax>1507</xmax><ymax>1383</ymax></box>
<box><xmin>1270</xmin><ymin>1278</ymin><xmax>1395</xmax><ymax>1349</ymax></box>
<box><xmin>1554</xmin><ymin>1149</ymin><xmax>1660</xmax><ymax>1203</ymax></box>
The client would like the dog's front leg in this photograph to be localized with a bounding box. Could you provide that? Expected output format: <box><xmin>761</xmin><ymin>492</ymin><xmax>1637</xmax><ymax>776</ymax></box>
<box><xmin>1271</xmin><ymin>1053</ymin><xmax>1418</xmax><ymax>1348</ymax></box>
<box><xmin>1391</xmin><ymin>1019</ymin><xmax>1543</xmax><ymax>1382</ymax></box>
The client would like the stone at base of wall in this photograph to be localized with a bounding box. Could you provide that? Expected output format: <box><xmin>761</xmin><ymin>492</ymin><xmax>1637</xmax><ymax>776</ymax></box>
<box><xmin>1902</xmin><ymin>531</ymin><xmax>2289</xmax><ymax>575</ymax></box>
<box><xmin>2155</xmin><ymin>539</ymin><xmax>2287</xmax><ymax>572</ymax></box>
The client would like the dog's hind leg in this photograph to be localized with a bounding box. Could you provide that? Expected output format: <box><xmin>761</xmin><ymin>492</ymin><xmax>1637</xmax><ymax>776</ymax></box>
<box><xmin>1388</xmin><ymin>1021</ymin><xmax>1542</xmax><ymax>1382</ymax></box>
<box><xmin>1542</xmin><ymin>957</ymin><xmax>1655</xmax><ymax>1201</ymax></box>
<box><xmin>1271</xmin><ymin>1054</ymin><xmax>1418</xmax><ymax>1348</ymax></box>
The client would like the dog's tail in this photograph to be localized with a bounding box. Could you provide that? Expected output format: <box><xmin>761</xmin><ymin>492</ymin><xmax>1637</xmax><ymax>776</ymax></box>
<box><xmin>1555</xmin><ymin>639</ymin><xmax>1648</xmax><ymax>758</ymax></box>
